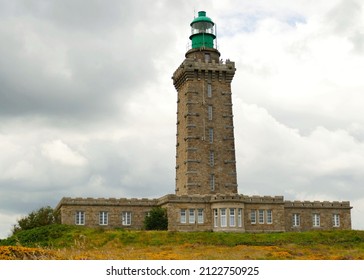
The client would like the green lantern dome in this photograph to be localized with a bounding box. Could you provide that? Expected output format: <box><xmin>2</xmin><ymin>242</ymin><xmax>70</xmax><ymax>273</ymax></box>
<box><xmin>189</xmin><ymin>11</ymin><xmax>216</xmax><ymax>49</ymax></box>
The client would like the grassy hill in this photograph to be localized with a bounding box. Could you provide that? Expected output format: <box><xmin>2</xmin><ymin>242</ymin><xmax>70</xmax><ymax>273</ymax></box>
<box><xmin>1</xmin><ymin>224</ymin><xmax>364</xmax><ymax>259</ymax></box>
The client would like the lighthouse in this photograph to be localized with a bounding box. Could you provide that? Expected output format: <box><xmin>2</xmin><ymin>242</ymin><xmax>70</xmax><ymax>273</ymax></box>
<box><xmin>172</xmin><ymin>11</ymin><xmax>238</xmax><ymax>196</ymax></box>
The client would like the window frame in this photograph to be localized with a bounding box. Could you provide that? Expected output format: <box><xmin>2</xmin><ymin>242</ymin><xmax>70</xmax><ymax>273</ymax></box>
<box><xmin>122</xmin><ymin>211</ymin><xmax>132</xmax><ymax>226</ymax></box>
<box><xmin>213</xmin><ymin>209</ymin><xmax>218</xmax><ymax>228</ymax></box>
<box><xmin>180</xmin><ymin>209</ymin><xmax>186</xmax><ymax>224</ymax></box>
<box><xmin>238</xmin><ymin>208</ymin><xmax>242</xmax><ymax>227</ymax></box>
<box><xmin>75</xmin><ymin>211</ymin><xmax>85</xmax><ymax>225</ymax></box>
<box><xmin>292</xmin><ymin>213</ymin><xmax>300</xmax><ymax>227</ymax></box>
<box><xmin>197</xmin><ymin>209</ymin><xmax>204</xmax><ymax>224</ymax></box>
<box><xmin>313</xmin><ymin>213</ymin><xmax>320</xmax><ymax>227</ymax></box>
<box><xmin>220</xmin><ymin>208</ymin><xmax>227</xmax><ymax>227</ymax></box>
<box><xmin>208</xmin><ymin>105</ymin><xmax>213</xmax><ymax>120</ymax></box>
<box><xmin>189</xmin><ymin>209</ymin><xmax>195</xmax><ymax>224</ymax></box>
<box><xmin>229</xmin><ymin>208</ymin><xmax>235</xmax><ymax>227</ymax></box>
<box><xmin>333</xmin><ymin>214</ymin><xmax>340</xmax><ymax>227</ymax></box>
<box><xmin>99</xmin><ymin>211</ymin><xmax>108</xmax><ymax>226</ymax></box>
<box><xmin>250</xmin><ymin>210</ymin><xmax>256</xmax><ymax>224</ymax></box>
<box><xmin>258</xmin><ymin>209</ymin><xmax>265</xmax><ymax>224</ymax></box>
<box><xmin>266</xmin><ymin>209</ymin><xmax>273</xmax><ymax>224</ymax></box>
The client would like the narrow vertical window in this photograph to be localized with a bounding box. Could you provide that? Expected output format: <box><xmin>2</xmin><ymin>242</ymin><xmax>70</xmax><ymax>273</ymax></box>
<box><xmin>180</xmin><ymin>209</ymin><xmax>186</xmax><ymax>223</ymax></box>
<box><xmin>75</xmin><ymin>211</ymin><xmax>85</xmax><ymax>225</ymax></box>
<box><xmin>189</xmin><ymin>209</ymin><xmax>195</xmax><ymax>224</ymax></box>
<box><xmin>208</xmin><ymin>105</ymin><xmax>213</xmax><ymax>120</ymax></box>
<box><xmin>207</xmin><ymin>83</ymin><xmax>212</xmax><ymax>98</ymax></box>
<box><xmin>213</xmin><ymin>209</ymin><xmax>218</xmax><ymax>227</ymax></box>
<box><xmin>122</xmin><ymin>212</ymin><xmax>131</xmax><ymax>226</ymax></box>
<box><xmin>313</xmin><ymin>213</ymin><xmax>320</xmax><ymax>227</ymax></box>
<box><xmin>210</xmin><ymin>174</ymin><xmax>215</xmax><ymax>191</ymax></box>
<box><xmin>266</xmin><ymin>210</ymin><xmax>273</xmax><ymax>224</ymax></box>
<box><xmin>292</xmin><ymin>213</ymin><xmax>300</xmax><ymax>227</ymax></box>
<box><xmin>209</xmin><ymin>151</ymin><xmax>214</xmax><ymax>167</ymax></box>
<box><xmin>258</xmin><ymin>209</ymin><xmax>264</xmax><ymax>224</ymax></box>
<box><xmin>197</xmin><ymin>209</ymin><xmax>204</xmax><ymax>224</ymax></box>
<box><xmin>229</xmin><ymin>208</ymin><xmax>235</xmax><ymax>227</ymax></box>
<box><xmin>205</xmin><ymin>53</ymin><xmax>211</xmax><ymax>63</ymax></box>
<box><xmin>99</xmin><ymin>211</ymin><xmax>108</xmax><ymax>225</ymax></box>
<box><xmin>209</xmin><ymin>128</ymin><xmax>214</xmax><ymax>143</ymax></box>
<box><xmin>238</xmin><ymin>208</ymin><xmax>242</xmax><ymax>227</ymax></box>
<box><xmin>250</xmin><ymin>210</ymin><xmax>256</xmax><ymax>224</ymax></box>
<box><xmin>220</xmin><ymin>208</ymin><xmax>227</xmax><ymax>227</ymax></box>
<box><xmin>333</xmin><ymin>214</ymin><xmax>340</xmax><ymax>227</ymax></box>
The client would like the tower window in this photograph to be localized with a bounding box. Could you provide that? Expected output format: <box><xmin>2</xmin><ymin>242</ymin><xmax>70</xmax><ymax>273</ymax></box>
<box><xmin>208</xmin><ymin>105</ymin><xmax>213</xmax><ymax>120</ymax></box>
<box><xmin>207</xmin><ymin>83</ymin><xmax>212</xmax><ymax>98</ymax></box>
<box><xmin>210</xmin><ymin>174</ymin><xmax>215</xmax><ymax>191</ymax></box>
<box><xmin>75</xmin><ymin>211</ymin><xmax>85</xmax><ymax>225</ymax></box>
<box><xmin>209</xmin><ymin>128</ymin><xmax>214</xmax><ymax>143</ymax></box>
<box><xmin>99</xmin><ymin>211</ymin><xmax>108</xmax><ymax>226</ymax></box>
<box><xmin>205</xmin><ymin>53</ymin><xmax>211</xmax><ymax>63</ymax></box>
<box><xmin>209</xmin><ymin>151</ymin><xmax>214</xmax><ymax>167</ymax></box>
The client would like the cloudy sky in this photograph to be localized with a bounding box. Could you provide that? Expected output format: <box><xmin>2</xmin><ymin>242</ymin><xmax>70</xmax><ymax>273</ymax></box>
<box><xmin>1</xmin><ymin>0</ymin><xmax>364</xmax><ymax>238</ymax></box>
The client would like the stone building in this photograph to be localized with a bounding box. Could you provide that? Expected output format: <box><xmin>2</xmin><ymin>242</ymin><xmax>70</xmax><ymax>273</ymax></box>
<box><xmin>56</xmin><ymin>11</ymin><xmax>352</xmax><ymax>232</ymax></box>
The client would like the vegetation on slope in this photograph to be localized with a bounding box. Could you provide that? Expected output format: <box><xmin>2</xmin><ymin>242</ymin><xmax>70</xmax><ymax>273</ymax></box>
<box><xmin>1</xmin><ymin>225</ymin><xmax>364</xmax><ymax>260</ymax></box>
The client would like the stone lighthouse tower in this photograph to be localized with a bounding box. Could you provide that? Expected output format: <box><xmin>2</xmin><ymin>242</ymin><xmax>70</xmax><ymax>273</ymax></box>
<box><xmin>172</xmin><ymin>11</ymin><xmax>238</xmax><ymax>196</ymax></box>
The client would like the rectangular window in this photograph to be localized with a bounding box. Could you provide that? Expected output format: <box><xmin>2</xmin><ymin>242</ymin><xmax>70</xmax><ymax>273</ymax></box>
<box><xmin>122</xmin><ymin>211</ymin><xmax>131</xmax><ymax>226</ymax></box>
<box><xmin>238</xmin><ymin>208</ymin><xmax>242</xmax><ymax>227</ymax></box>
<box><xmin>209</xmin><ymin>151</ymin><xmax>214</xmax><ymax>167</ymax></box>
<box><xmin>258</xmin><ymin>209</ymin><xmax>264</xmax><ymax>224</ymax></box>
<box><xmin>266</xmin><ymin>210</ymin><xmax>273</xmax><ymax>224</ymax></box>
<box><xmin>250</xmin><ymin>210</ymin><xmax>256</xmax><ymax>224</ymax></box>
<box><xmin>189</xmin><ymin>209</ymin><xmax>195</xmax><ymax>224</ymax></box>
<box><xmin>209</xmin><ymin>128</ymin><xmax>214</xmax><ymax>143</ymax></box>
<box><xmin>210</xmin><ymin>174</ymin><xmax>215</xmax><ymax>191</ymax></box>
<box><xmin>197</xmin><ymin>209</ymin><xmax>204</xmax><ymax>224</ymax></box>
<box><xmin>207</xmin><ymin>83</ymin><xmax>212</xmax><ymax>98</ymax></box>
<box><xmin>333</xmin><ymin>214</ymin><xmax>340</xmax><ymax>227</ymax></box>
<box><xmin>229</xmin><ymin>208</ymin><xmax>235</xmax><ymax>227</ymax></box>
<box><xmin>75</xmin><ymin>211</ymin><xmax>85</xmax><ymax>225</ymax></box>
<box><xmin>292</xmin><ymin>213</ymin><xmax>300</xmax><ymax>227</ymax></box>
<box><xmin>205</xmin><ymin>53</ymin><xmax>211</xmax><ymax>63</ymax></box>
<box><xmin>220</xmin><ymin>208</ymin><xmax>227</xmax><ymax>227</ymax></box>
<box><xmin>99</xmin><ymin>211</ymin><xmax>108</xmax><ymax>226</ymax></box>
<box><xmin>180</xmin><ymin>209</ymin><xmax>186</xmax><ymax>224</ymax></box>
<box><xmin>213</xmin><ymin>209</ymin><xmax>218</xmax><ymax>227</ymax></box>
<box><xmin>313</xmin><ymin>213</ymin><xmax>320</xmax><ymax>227</ymax></box>
<box><xmin>208</xmin><ymin>105</ymin><xmax>213</xmax><ymax>120</ymax></box>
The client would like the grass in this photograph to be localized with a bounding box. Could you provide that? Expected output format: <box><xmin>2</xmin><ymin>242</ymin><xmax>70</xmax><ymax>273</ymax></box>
<box><xmin>1</xmin><ymin>224</ymin><xmax>364</xmax><ymax>260</ymax></box>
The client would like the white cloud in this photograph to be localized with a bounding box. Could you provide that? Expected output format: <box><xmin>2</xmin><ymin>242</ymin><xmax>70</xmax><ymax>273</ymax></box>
<box><xmin>41</xmin><ymin>140</ymin><xmax>87</xmax><ymax>167</ymax></box>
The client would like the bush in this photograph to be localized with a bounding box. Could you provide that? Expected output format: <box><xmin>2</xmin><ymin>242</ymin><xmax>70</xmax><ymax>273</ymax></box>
<box><xmin>144</xmin><ymin>207</ymin><xmax>168</xmax><ymax>230</ymax></box>
<box><xmin>12</xmin><ymin>206</ymin><xmax>60</xmax><ymax>234</ymax></box>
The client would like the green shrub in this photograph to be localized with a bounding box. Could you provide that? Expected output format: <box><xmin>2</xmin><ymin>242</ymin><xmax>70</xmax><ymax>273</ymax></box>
<box><xmin>143</xmin><ymin>207</ymin><xmax>168</xmax><ymax>230</ymax></box>
<box><xmin>12</xmin><ymin>206</ymin><xmax>60</xmax><ymax>234</ymax></box>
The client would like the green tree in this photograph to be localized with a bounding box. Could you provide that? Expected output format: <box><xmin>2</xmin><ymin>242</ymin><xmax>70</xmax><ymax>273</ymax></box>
<box><xmin>144</xmin><ymin>207</ymin><xmax>168</xmax><ymax>230</ymax></box>
<box><xmin>12</xmin><ymin>206</ymin><xmax>60</xmax><ymax>234</ymax></box>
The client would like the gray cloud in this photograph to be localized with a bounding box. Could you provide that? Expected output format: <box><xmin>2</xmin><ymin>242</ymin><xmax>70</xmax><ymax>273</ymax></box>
<box><xmin>1</xmin><ymin>0</ymin><xmax>364</xmax><ymax>238</ymax></box>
